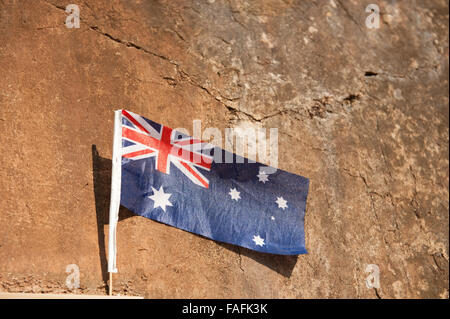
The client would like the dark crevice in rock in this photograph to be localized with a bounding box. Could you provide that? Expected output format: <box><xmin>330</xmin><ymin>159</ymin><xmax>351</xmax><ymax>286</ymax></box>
<box><xmin>224</xmin><ymin>104</ymin><xmax>261</xmax><ymax>122</ymax></box>
<box><xmin>44</xmin><ymin>0</ymin><xmax>179</xmax><ymax>66</ymax></box>
<box><xmin>229</xmin><ymin>9</ymin><xmax>249</xmax><ymax>31</ymax></box>
<box><xmin>87</xmin><ymin>23</ymin><xmax>238</xmax><ymax>113</ymax></box>
<box><xmin>177</xmin><ymin>67</ymin><xmax>231</xmax><ymax>105</ymax></box>
<box><xmin>343</xmin><ymin>94</ymin><xmax>360</xmax><ymax>103</ymax></box>
<box><xmin>165</xmin><ymin>28</ymin><xmax>186</xmax><ymax>42</ymax></box>
<box><xmin>364</xmin><ymin>71</ymin><xmax>378</xmax><ymax>77</ymax></box>
<box><xmin>163</xmin><ymin>77</ymin><xmax>177</xmax><ymax>86</ymax></box>
<box><xmin>237</xmin><ymin>247</ymin><xmax>245</xmax><ymax>273</ymax></box>
<box><xmin>336</xmin><ymin>0</ymin><xmax>363</xmax><ymax>32</ymax></box>
<box><xmin>43</xmin><ymin>0</ymin><xmax>65</xmax><ymax>11</ymax></box>
<box><xmin>89</xmin><ymin>26</ymin><xmax>177</xmax><ymax>65</ymax></box>
<box><xmin>307</xmin><ymin>97</ymin><xmax>334</xmax><ymax>119</ymax></box>
<box><xmin>432</xmin><ymin>254</ymin><xmax>444</xmax><ymax>272</ymax></box>
<box><xmin>409</xmin><ymin>165</ymin><xmax>422</xmax><ymax>220</ymax></box>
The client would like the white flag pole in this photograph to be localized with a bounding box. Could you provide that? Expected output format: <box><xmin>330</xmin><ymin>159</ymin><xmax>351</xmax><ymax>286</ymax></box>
<box><xmin>108</xmin><ymin>109</ymin><xmax>122</xmax><ymax>295</ymax></box>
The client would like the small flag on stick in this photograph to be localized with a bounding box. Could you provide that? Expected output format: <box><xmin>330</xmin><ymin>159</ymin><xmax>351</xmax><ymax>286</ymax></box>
<box><xmin>108</xmin><ymin>110</ymin><xmax>309</xmax><ymax>275</ymax></box>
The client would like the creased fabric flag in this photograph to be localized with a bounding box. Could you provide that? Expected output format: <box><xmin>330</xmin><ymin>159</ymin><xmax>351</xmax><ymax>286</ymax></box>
<box><xmin>118</xmin><ymin>109</ymin><xmax>309</xmax><ymax>255</ymax></box>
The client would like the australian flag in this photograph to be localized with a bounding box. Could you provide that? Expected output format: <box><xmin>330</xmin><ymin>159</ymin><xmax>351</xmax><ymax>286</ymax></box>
<box><xmin>119</xmin><ymin>110</ymin><xmax>309</xmax><ymax>255</ymax></box>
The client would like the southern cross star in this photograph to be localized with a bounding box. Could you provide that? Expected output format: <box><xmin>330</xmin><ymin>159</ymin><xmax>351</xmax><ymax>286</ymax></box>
<box><xmin>148</xmin><ymin>186</ymin><xmax>173</xmax><ymax>212</ymax></box>
<box><xmin>257</xmin><ymin>171</ymin><xmax>269</xmax><ymax>183</ymax></box>
<box><xmin>229</xmin><ymin>188</ymin><xmax>241</xmax><ymax>201</ymax></box>
<box><xmin>276</xmin><ymin>196</ymin><xmax>288</xmax><ymax>210</ymax></box>
<box><xmin>253</xmin><ymin>235</ymin><xmax>265</xmax><ymax>247</ymax></box>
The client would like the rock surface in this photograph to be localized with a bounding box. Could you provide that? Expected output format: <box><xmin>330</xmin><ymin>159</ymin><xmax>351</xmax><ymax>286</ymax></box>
<box><xmin>0</xmin><ymin>0</ymin><xmax>448</xmax><ymax>298</ymax></box>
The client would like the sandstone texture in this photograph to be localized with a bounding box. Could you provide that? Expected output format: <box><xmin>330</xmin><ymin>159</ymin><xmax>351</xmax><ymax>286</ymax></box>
<box><xmin>0</xmin><ymin>0</ymin><xmax>448</xmax><ymax>298</ymax></box>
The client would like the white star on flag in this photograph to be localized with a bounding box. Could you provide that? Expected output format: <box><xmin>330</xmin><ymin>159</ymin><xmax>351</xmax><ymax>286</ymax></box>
<box><xmin>276</xmin><ymin>196</ymin><xmax>288</xmax><ymax>210</ymax></box>
<box><xmin>257</xmin><ymin>171</ymin><xmax>269</xmax><ymax>183</ymax></box>
<box><xmin>229</xmin><ymin>188</ymin><xmax>241</xmax><ymax>201</ymax></box>
<box><xmin>253</xmin><ymin>235</ymin><xmax>265</xmax><ymax>247</ymax></box>
<box><xmin>148</xmin><ymin>186</ymin><xmax>173</xmax><ymax>212</ymax></box>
